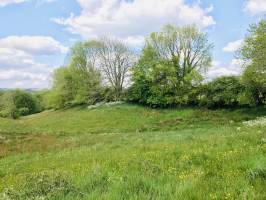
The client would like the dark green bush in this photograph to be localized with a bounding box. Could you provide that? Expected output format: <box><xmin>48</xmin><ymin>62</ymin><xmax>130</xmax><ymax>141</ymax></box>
<box><xmin>197</xmin><ymin>76</ymin><xmax>246</xmax><ymax>108</ymax></box>
<box><xmin>127</xmin><ymin>60</ymin><xmax>197</xmax><ymax>107</ymax></box>
<box><xmin>128</xmin><ymin>75</ymin><xmax>248</xmax><ymax>108</ymax></box>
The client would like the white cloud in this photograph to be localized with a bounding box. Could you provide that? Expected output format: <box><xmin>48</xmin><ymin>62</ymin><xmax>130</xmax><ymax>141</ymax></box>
<box><xmin>207</xmin><ymin>59</ymin><xmax>244</xmax><ymax>79</ymax></box>
<box><xmin>0</xmin><ymin>0</ymin><xmax>27</xmax><ymax>7</ymax></box>
<box><xmin>123</xmin><ymin>36</ymin><xmax>145</xmax><ymax>48</ymax></box>
<box><xmin>0</xmin><ymin>36</ymin><xmax>68</xmax><ymax>56</ymax></box>
<box><xmin>244</xmin><ymin>0</ymin><xmax>266</xmax><ymax>15</ymax></box>
<box><xmin>0</xmin><ymin>66</ymin><xmax>53</xmax><ymax>89</ymax></box>
<box><xmin>52</xmin><ymin>0</ymin><xmax>215</xmax><ymax>43</ymax></box>
<box><xmin>0</xmin><ymin>0</ymin><xmax>57</xmax><ymax>8</ymax></box>
<box><xmin>35</xmin><ymin>0</ymin><xmax>57</xmax><ymax>6</ymax></box>
<box><xmin>222</xmin><ymin>39</ymin><xmax>244</xmax><ymax>53</ymax></box>
<box><xmin>0</xmin><ymin>36</ymin><xmax>67</xmax><ymax>89</ymax></box>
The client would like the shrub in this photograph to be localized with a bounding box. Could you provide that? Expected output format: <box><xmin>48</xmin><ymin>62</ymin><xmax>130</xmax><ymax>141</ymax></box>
<box><xmin>198</xmin><ymin>76</ymin><xmax>246</xmax><ymax>108</ymax></box>
<box><xmin>0</xmin><ymin>90</ymin><xmax>39</xmax><ymax>119</ymax></box>
<box><xmin>99</xmin><ymin>87</ymin><xmax>117</xmax><ymax>102</ymax></box>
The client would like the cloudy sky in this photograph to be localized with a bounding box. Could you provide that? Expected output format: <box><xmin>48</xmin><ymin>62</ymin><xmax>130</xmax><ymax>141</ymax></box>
<box><xmin>0</xmin><ymin>0</ymin><xmax>265</xmax><ymax>89</ymax></box>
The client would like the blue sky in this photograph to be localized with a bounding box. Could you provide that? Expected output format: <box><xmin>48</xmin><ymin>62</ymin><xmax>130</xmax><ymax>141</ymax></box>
<box><xmin>0</xmin><ymin>0</ymin><xmax>265</xmax><ymax>89</ymax></box>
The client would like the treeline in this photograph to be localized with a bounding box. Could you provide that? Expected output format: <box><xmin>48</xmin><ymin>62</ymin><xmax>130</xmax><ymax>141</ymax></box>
<box><xmin>0</xmin><ymin>20</ymin><xmax>265</xmax><ymax>118</ymax></box>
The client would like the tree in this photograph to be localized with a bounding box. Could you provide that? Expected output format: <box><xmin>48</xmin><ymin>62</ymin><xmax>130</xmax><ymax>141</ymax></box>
<box><xmin>51</xmin><ymin>67</ymin><xmax>76</xmax><ymax>108</ymax></box>
<box><xmin>51</xmin><ymin>42</ymin><xmax>102</xmax><ymax>108</ymax></box>
<box><xmin>147</xmin><ymin>24</ymin><xmax>212</xmax><ymax>77</ymax></box>
<box><xmin>97</xmin><ymin>38</ymin><xmax>136</xmax><ymax>100</ymax></box>
<box><xmin>69</xmin><ymin>41</ymin><xmax>102</xmax><ymax>104</ymax></box>
<box><xmin>0</xmin><ymin>90</ymin><xmax>39</xmax><ymax>119</ymax></box>
<box><xmin>128</xmin><ymin>24</ymin><xmax>213</xmax><ymax>107</ymax></box>
<box><xmin>239</xmin><ymin>19</ymin><xmax>266</xmax><ymax>105</ymax></box>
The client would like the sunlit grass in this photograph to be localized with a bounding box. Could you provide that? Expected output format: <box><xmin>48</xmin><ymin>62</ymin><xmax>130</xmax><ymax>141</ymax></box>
<box><xmin>0</xmin><ymin>104</ymin><xmax>265</xmax><ymax>199</ymax></box>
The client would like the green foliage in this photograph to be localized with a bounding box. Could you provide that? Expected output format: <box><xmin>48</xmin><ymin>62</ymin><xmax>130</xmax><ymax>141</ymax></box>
<box><xmin>0</xmin><ymin>90</ymin><xmax>39</xmax><ymax>119</ymax></box>
<box><xmin>51</xmin><ymin>42</ymin><xmax>102</xmax><ymax>109</ymax></box>
<box><xmin>240</xmin><ymin>19</ymin><xmax>266</xmax><ymax>105</ymax></box>
<box><xmin>128</xmin><ymin>24</ymin><xmax>212</xmax><ymax>107</ymax></box>
<box><xmin>198</xmin><ymin>76</ymin><xmax>246</xmax><ymax>108</ymax></box>
<box><xmin>32</xmin><ymin>90</ymin><xmax>55</xmax><ymax>110</ymax></box>
<box><xmin>50</xmin><ymin>67</ymin><xmax>76</xmax><ymax>108</ymax></box>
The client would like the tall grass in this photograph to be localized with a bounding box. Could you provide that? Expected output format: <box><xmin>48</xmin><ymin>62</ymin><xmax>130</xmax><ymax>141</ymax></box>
<box><xmin>0</xmin><ymin>104</ymin><xmax>265</xmax><ymax>199</ymax></box>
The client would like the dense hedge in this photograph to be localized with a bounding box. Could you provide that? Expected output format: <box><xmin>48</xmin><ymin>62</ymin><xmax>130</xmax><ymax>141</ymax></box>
<box><xmin>195</xmin><ymin>76</ymin><xmax>247</xmax><ymax>108</ymax></box>
<box><xmin>127</xmin><ymin>76</ymin><xmax>254</xmax><ymax>108</ymax></box>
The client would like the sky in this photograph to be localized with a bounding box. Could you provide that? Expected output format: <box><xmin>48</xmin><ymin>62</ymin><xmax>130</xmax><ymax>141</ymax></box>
<box><xmin>0</xmin><ymin>0</ymin><xmax>265</xmax><ymax>89</ymax></box>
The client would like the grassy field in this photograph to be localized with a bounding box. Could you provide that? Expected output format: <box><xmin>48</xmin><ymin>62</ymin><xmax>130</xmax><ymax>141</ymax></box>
<box><xmin>0</xmin><ymin>104</ymin><xmax>265</xmax><ymax>199</ymax></box>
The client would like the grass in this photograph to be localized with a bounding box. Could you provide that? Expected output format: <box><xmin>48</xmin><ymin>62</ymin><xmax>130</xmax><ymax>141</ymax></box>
<box><xmin>0</xmin><ymin>104</ymin><xmax>265</xmax><ymax>199</ymax></box>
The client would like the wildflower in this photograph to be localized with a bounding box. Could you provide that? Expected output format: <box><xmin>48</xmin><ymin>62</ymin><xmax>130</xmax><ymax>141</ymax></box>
<box><xmin>243</xmin><ymin>116</ymin><xmax>266</xmax><ymax>127</ymax></box>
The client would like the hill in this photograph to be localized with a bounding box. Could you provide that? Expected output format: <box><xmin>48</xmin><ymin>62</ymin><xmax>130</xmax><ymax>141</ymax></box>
<box><xmin>0</xmin><ymin>104</ymin><xmax>265</xmax><ymax>199</ymax></box>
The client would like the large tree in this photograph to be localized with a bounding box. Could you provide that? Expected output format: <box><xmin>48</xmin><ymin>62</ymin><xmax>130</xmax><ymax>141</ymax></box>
<box><xmin>97</xmin><ymin>38</ymin><xmax>136</xmax><ymax>100</ymax></box>
<box><xmin>239</xmin><ymin>19</ymin><xmax>266</xmax><ymax>105</ymax></box>
<box><xmin>147</xmin><ymin>24</ymin><xmax>212</xmax><ymax>78</ymax></box>
<box><xmin>51</xmin><ymin>42</ymin><xmax>102</xmax><ymax>108</ymax></box>
<box><xmin>128</xmin><ymin>24</ymin><xmax>213</xmax><ymax>106</ymax></box>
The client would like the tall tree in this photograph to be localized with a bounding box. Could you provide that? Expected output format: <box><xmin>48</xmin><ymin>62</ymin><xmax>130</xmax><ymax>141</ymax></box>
<box><xmin>97</xmin><ymin>38</ymin><xmax>136</xmax><ymax>100</ymax></box>
<box><xmin>129</xmin><ymin>24</ymin><xmax>213</xmax><ymax>106</ymax></box>
<box><xmin>239</xmin><ymin>19</ymin><xmax>266</xmax><ymax>105</ymax></box>
<box><xmin>51</xmin><ymin>42</ymin><xmax>102</xmax><ymax>108</ymax></box>
<box><xmin>147</xmin><ymin>24</ymin><xmax>213</xmax><ymax>78</ymax></box>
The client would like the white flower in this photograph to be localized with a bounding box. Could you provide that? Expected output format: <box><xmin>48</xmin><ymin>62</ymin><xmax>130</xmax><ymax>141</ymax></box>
<box><xmin>88</xmin><ymin>101</ymin><xmax>124</xmax><ymax>109</ymax></box>
<box><xmin>243</xmin><ymin>117</ymin><xmax>266</xmax><ymax>127</ymax></box>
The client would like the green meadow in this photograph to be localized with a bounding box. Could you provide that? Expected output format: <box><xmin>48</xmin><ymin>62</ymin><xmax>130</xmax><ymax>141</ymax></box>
<box><xmin>0</xmin><ymin>104</ymin><xmax>265</xmax><ymax>199</ymax></box>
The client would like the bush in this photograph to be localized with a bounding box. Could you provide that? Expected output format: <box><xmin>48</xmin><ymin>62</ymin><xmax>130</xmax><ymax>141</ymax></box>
<box><xmin>128</xmin><ymin>75</ymin><xmax>248</xmax><ymax>108</ymax></box>
<box><xmin>197</xmin><ymin>76</ymin><xmax>246</xmax><ymax>108</ymax></box>
<box><xmin>128</xmin><ymin>60</ymin><xmax>197</xmax><ymax>107</ymax></box>
<box><xmin>0</xmin><ymin>90</ymin><xmax>40</xmax><ymax>119</ymax></box>
<box><xmin>100</xmin><ymin>87</ymin><xmax>117</xmax><ymax>102</ymax></box>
